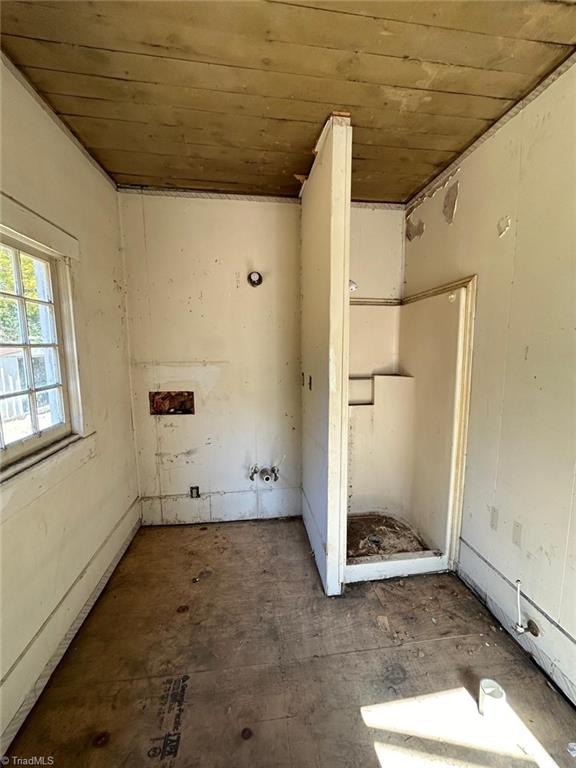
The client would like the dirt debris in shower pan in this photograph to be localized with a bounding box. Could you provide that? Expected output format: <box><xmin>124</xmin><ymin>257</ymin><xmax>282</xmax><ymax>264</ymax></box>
<box><xmin>347</xmin><ymin>514</ymin><xmax>427</xmax><ymax>559</ymax></box>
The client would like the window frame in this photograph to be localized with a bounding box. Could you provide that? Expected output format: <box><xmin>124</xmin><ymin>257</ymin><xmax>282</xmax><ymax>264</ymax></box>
<box><xmin>0</xmin><ymin>233</ymin><xmax>76</xmax><ymax>469</ymax></box>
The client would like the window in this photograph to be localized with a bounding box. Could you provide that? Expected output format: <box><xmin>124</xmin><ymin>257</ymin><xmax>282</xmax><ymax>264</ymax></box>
<box><xmin>0</xmin><ymin>242</ymin><xmax>71</xmax><ymax>466</ymax></box>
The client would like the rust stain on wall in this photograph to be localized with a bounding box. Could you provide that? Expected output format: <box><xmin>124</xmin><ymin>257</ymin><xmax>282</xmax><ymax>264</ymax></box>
<box><xmin>149</xmin><ymin>391</ymin><xmax>195</xmax><ymax>415</ymax></box>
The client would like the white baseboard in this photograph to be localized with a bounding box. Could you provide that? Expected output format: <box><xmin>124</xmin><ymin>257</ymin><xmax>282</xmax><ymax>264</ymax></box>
<box><xmin>458</xmin><ymin>539</ymin><xmax>576</xmax><ymax>707</ymax></box>
<box><xmin>344</xmin><ymin>552</ymin><xmax>449</xmax><ymax>584</ymax></box>
<box><xmin>1</xmin><ymin>499</ymin><xmax>142</xmax><ymax>752</ymax></box>
<box><xmin>141</xmin><ymin>487</ymin><xmax>301</xmax><ymax>525</ymax></box>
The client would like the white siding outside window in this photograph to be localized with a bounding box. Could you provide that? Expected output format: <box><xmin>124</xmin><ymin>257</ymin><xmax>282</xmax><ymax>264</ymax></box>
<box><xmin>0</xmin><ymin>241</ymin><xmax>71</xmax><ymax>467</ymax></box>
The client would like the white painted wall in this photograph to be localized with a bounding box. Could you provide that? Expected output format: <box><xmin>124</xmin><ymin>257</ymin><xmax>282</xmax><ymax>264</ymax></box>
<box><xmin>348</xmin><ymin>375</ymin><xmax>414</xmax><ymax>519</ymax></box>
<box><xmin>398</xmin><ymin>289</ymin><xmax>464</xmax><ymax>551</ymax></box>
<box><xmin>0</xmin><ymin>60</ymin><xmax>139</xmax><ymax>747</ymax></box>
<box><xmin>119</xmin><ymin>189</ymin><xmax>399</xmax><ymax>528</ymax></box>
<box><xmin>349</xmin><ymin>205</ymin><xmax>403</xmax><ymax>300</ymax></box>
<box><xmin>348</xmin><ymin>207</ymin><xmax>404</xmax><ymax>381</ymax></box>
<box><xmin>349</xmin><ymin>306</ymin><xmax>400</xmax><ymax>378</ymax></box>
<box><xmin>404</xmin><ymin>65</ymin><xmax>576</xmax><ymax>702</ymax></box>
<box><xmin>301</xmin><ymin>117</ymin><xmax>352</xmax><ymax>596</ymax></box>
<box><xmin>120</xmin><ymin>192</ymin><xmax>302</xmax><ymax>525</ymax></box>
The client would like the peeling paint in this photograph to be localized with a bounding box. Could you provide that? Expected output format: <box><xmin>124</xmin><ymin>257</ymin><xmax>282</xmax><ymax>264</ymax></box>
<box><xmin>497</xmin><ymin>215</ymin><xmax>511</xmax><ymax>237</ymax></box>
<box><xmin>442</xmin><ymin>181</ymin><xmax>459</xmax><ymax>224</ymax></box>
<box><xmin>406</xmin><ymin>169</ymin><xmax>460</xmax><ymax>216</ymax></box>
<box><xmin>405</xmin><ymin>216</ymin><xmax>425</xmax><ymax>241</ymax></box>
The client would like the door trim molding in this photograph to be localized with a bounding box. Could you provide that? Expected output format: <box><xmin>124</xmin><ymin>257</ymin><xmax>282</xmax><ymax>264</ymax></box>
<box><xmin>402</xmin><ymin>275</ymin><xmax>477</xmax><ymax>304</ymax></box>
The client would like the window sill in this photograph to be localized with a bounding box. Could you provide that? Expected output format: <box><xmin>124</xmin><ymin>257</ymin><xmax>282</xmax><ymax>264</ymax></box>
<box><xmin>0</xmin><ymin>433</ymin><xmax>95</xmax><ymax>492</ymax></box>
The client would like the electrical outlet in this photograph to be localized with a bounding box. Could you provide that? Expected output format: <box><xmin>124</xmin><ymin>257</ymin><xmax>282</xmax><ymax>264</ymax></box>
<box><xmin>190</xmin><ymin>486</ymin><xmax>200</xmax><ymax>499</ymax></box>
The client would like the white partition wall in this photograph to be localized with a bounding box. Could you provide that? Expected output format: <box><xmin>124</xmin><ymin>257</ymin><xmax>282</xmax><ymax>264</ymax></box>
<box><xmin>300</xmin><ymin>116</ymin><xmax>352</xmax><ymax>596</ymax></box>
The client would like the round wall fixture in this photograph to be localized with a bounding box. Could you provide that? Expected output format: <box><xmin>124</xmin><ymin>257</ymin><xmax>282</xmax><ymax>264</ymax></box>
<box><xmin>248</xmin><ymin>271</ymin><xmax>263</xmax><ymax>287</ymax></box>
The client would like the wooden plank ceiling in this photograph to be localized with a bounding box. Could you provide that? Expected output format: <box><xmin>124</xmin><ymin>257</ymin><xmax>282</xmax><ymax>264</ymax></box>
<box><xmin>2</xmin><ymin>1</ymin><xmax>576</xmax><ymax>202</ymax></box>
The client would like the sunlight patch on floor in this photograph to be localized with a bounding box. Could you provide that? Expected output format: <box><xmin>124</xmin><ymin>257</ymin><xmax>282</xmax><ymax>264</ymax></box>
<box><xmin>361</xmin><ymin>686</ymin><xmax>559</xmax><ymax>768</ymax></box>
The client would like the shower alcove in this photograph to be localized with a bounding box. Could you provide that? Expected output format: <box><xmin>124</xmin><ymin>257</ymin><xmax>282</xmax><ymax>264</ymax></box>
<box><xmin>345</xmin><ymin>282</ymin><xmax>476</xmax><ymax>584</ymax></box>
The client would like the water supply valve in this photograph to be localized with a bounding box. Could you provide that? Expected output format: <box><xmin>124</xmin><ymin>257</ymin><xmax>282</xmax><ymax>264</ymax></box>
<box><xmin>259</xmin><ymin>467</ymin><xmax>273</xmax><ymax>483</ymax></box>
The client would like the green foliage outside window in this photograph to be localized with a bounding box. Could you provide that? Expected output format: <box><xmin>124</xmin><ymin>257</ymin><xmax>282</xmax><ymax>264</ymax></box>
<box><xmin>0</xmin><ymin>247</ymin><xmax>43</xmax><ymax>341</ymax></box>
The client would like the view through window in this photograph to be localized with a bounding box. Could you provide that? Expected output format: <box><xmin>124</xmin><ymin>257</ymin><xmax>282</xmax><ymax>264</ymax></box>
<box><xmin>0</xmin><ymin>243</ymin><xmax>68</xmax><ymax>458</ymax></box>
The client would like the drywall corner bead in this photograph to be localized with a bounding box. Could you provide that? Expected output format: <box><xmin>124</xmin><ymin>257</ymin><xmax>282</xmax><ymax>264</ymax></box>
<box><xmin>497</xmin><ymin>215</ymin><xmax>512</xmax><ymax>237</ymax></box>
<box><xmin>405</xmin><ymin>216</ymin><xmax>425</xmax><ymax>242</ymax></box>
<box><xmin>442</xmin><ymin>181</ymin><xmax>459</xmax><ymax>224</ymax></box>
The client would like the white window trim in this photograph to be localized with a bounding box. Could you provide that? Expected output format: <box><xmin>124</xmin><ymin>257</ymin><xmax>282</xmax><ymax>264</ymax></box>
<box><xmin>0</xmin><ymin>194</ymin><xmax>85</xmax><ymax>480</ymax></box>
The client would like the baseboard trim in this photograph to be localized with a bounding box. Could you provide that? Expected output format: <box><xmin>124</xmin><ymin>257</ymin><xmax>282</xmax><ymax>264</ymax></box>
<box><xmin>458</xmin><ymin>539</ymin><xmax>576</xmax><ymax>707</ymax></box>
<box><xmin>1</xmin><ymin>500</ymin><xmax>141</xmax><ymax>752</ymax></box>
<box><xmin>141</xmin><ymin>488</ymin><xmax>301</xmax><ymax>525</ymax></box>
<box><xmin>344</xmin><ymin>553</ymin><xmax>449</xmax><ymax>584</ymax></box>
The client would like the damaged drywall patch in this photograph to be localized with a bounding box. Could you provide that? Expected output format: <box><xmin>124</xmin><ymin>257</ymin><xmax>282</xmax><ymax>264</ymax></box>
<box><xmin>442</xmin><ymin>181</ymin><xmax>459</xmax><ymax>224</ymax></box>
<box><xmin>149</xmin><ymin>391</ymin><xmax>195</xmax><ymax>415</ymax></box>
<box><xmin>497</xmin><ymin>215</ymin><xmax>511</xmax><ymax>237</ymax></box>
<box><xmin>406</xmin><ymin>215</ymin><xmax>425</xmax><ymax>241</ymax></box>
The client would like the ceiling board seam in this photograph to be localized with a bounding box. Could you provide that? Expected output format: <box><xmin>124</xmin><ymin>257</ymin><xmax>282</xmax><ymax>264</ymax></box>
<box><xmin>407</xmin><ymin>51</ymin><xmax>576</xmax><ymax>210</ymax></box>
<box><xmin>66</xmin><ymin>119</ymin><xmax>466</xmax><ymax>150</ymax></box>
<box><xmin>47</xmin><ymin>102</ymin><xmax>477</xmax><ymax>141</ymax></box>
<box><xmin>1</xmin><ymin>33</ymin><xmax>533</xmax><ymax>99</ymax></box>
<box><xmin>43</xmin><ymin>91</ymin><xmax>492</xmax><ymax>131</ymax></box>
<box><xmin>0</xmin><ymin>51</ymin><xmax>116</xmax><ymax>191</ymax></box>
<box><xmin>16</xmin><ymin>61</ymin><xmax>514</xmax><ymax>110</ymax></box>
<box><xmin>115</xmin><ymin>171</ymin><xmax>298</xmax><ymax>186</ymax></box>
<box><xmin>104</xmin><ymin>159</ymin><xmax>440</xmax><ymax>179</ymax></box>
<box><xmin>90</xmin><ymin>143</ymin><xmax>309</xmax><ymax>159</ymax></box>
<box><xmin>82</xmin><ymin>144</ymin><xmax>453</xmax><ymax>164</ymax></box>
<box><xmin>3</xmin><ymin>30</ymin><xmax>552</xmax><ymax>82</ymax></box>
<box><xmin>46</xmin><ymin>99</ymin><xmax>488</xmax><ymax>130</ymax></box>
<box><xmin>268</xmin><ymin>0</ymin><xmax>576</xmax><ymax>47</ymax></box>
<box><xmin>48</xmin><ymin>120</ymin><xmax>459</xmax><ymax>160</ymax></box>
<box><xmin>262</xmin><ymin>35</ymin><xmax>568</xmax><ymax>80</ymax></box>
<box><xmin>50</xmin><ymin>110</ymin><xmax>488</xmax><ymax>140</ymax></box>
<box><xmin>107</xmin><ymin>168</ymin><xmax>304</xmax><ymax>183</ymax></box>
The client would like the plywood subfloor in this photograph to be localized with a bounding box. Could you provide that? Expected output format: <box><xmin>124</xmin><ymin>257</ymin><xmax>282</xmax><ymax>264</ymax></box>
<box><xmin>8</xmin><ymin>519</ymin><xmax>576</xmax><ymax>767</ymax></box>
<box><xmin>347</xmin><ymin>513</ymin><xmax>427</xmax><ymax>560</ymax></box>
<box><xmin>2</xmin><ymin>1</ymin><xmax>576</xmax><ymax>201</ymax></box>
